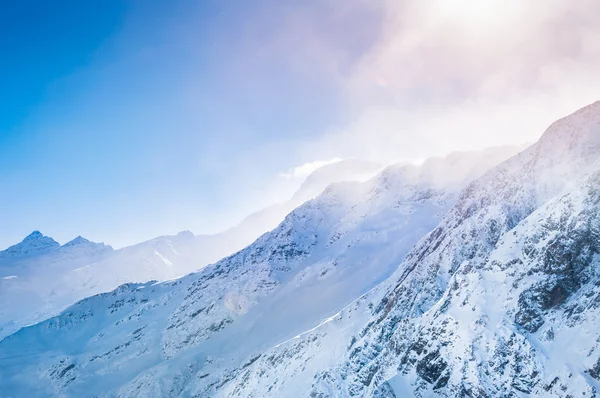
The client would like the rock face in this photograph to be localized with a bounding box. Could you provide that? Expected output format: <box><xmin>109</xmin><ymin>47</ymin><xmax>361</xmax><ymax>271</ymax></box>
<box><xmin>0</xmin><ymin>145</ymin><xmax>518</xmax><ymax>397</ymax></box>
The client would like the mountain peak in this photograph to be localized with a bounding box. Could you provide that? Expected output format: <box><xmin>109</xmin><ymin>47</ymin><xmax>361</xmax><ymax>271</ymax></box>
<box><xmin>292</xmin><ymin>159</ymin><xmax>382</xmax><ymax>202</ymax></box>
<box><xmin>538</xmin><ymin>100</ymin><xmax>600</xmax><ymax>152</ymax></box>
<box><xmin>60</xmin><ymin>236</ymin><xmax>114</xmax><ymax>256</ymax></box>
<box><xmin>23</xmin><ymin>230</ymin><xmax>44</xmax><ymax>240</ymax></box>
<box><xmin>176</xmin><ymin>230</ymin><xmax>194</xmax><ymax>239</ymax></box>
<box><xmin>0</xmin><ymin>231</ymin><xmax>60</xmax><ymax>260</ymax></box>
<box><xmin>62</xmin><ymin>236</ymin><xmax>91</xmax><ymax>247</ymax></box>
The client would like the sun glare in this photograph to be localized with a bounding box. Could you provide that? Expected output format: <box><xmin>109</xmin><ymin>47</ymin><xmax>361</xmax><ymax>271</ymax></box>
<box><xmin>432</xmin><ymin>0</ymin><xmax>520</xmax><ymax>29</ymax></box>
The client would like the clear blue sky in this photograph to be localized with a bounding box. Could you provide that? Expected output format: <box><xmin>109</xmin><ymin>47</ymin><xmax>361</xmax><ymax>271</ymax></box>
<box><xmin>1</xmin><ymin>0</ymin><xmax>597</xmax><ymax>249</ymax></box>
<box><xmin>0</xmin><ymin>0</ymin><xmax>382</xmax><ymax>248</ymax></box>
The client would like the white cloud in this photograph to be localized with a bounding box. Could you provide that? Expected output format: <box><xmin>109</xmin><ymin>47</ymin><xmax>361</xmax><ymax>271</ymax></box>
<box><xmin>209</xmin><ymin>0</ymin><xmax>600</xmax><ymax>232</ymax></box>
<box><xmin>279</xmin><ymin>158</ymin><xmax>343</xmax><ymax>179</ymax></box>
<box><xmin>266</xmin><ymin>0</ymin><xmax>600</xmax><ymax>165</ymax></box>
<box><xmin>152</xmin><ymin>0</ymin><xmax>600</xmax><ymax>236</ymax></box>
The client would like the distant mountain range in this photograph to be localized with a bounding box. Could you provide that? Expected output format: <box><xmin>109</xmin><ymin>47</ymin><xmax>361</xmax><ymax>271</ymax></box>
<box><xmin>0</xmin><ymin>159</ymin><xmax>383</xmax><ymax>340</ymax></box>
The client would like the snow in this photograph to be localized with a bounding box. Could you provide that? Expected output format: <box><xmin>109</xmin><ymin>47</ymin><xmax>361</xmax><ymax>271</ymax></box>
<box><xmin>0</xmin><ymin>159</ymin><xmax>381</xmax><ymax>342</ymax></box>
<box><xmin>0</xmin><ymin>230</ymin><xmax>60</xmax><ymax>260</ymax></box>
<box><xmin>302</xmin><ymin>100</ymin><xmax>600</xmax><ymax>398</ymax></box>
<box><xmin>2</xmin><ymin>100</ymin><xmax>597</xmax><ymax>398</ymax></box>
<box><xmin>387</xmin><ymin>374</ymin><xmax>417</xmax><ymax>397</ymax></box>
<box><xmin>153</xmin><ymin>251</ymin><xmax>173</xmax><ymax>266</ymax></box>
<box><xmin>0</xmin><ymin>144</ymin><xmax>520</xmax><ymax>397</ymax></box>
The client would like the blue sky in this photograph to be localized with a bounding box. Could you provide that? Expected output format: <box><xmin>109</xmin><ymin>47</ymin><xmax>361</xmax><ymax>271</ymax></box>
<box><xmin>2</xmin><ymin>0</ymin><xmax>599</xmax><ymax>249</ymax></box>
<box><xmin>0</xmin><ymin>0</ymin><xmax>362</xmax><ymax>247</ymax></box>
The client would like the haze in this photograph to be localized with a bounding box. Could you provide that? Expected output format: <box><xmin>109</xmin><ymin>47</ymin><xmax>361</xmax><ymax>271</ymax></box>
<box><xmin>2</xmin><ymin>0</ymin><xmax>599</xmax><ymax>249</ymax></box>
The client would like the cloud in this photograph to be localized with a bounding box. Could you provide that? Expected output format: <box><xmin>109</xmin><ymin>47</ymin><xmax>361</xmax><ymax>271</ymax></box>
<box><xmin>190</xmin><ymin>0</ymin><xmax>600</xmax><ymax>228</ymax></box>
<box><xmin>279</xmin><ymin>158</ymin><xmax>343</xmax><ymax>179</ymax></box>
<box><xmin>186</xmin><ymin>0</ymin><xmax>600</xmax><ymax>223</ymax></box>
<box><xmin>91</xmin><ymin>0</ymin><xmax>599</xmax><ymax>239</ymax></box>
<box><xmin>285</xmin><ymin>0</ymin><xmax>599</xmax><ymax>166</ymax></box>
<box><xmin>349</xmin><ymin>0</ymin><xmax>600</xmax><ymax>100</ymax></box>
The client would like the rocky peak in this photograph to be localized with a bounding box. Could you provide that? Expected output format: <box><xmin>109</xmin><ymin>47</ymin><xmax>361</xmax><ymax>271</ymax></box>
<box><xmin>24</xmin><ymin>230</ymin><xmax>43</xmax><ymax>240</ymax></box>
<box><xmin>62</xmin><ymin>236</ymin><xmax>91</xmax><ymax>247</ymax></box>
<box><xmin>59</xmin><ymin>236</ymin><xmax>113</xmax><ymax>256</ymax></box>
<box><xmin>0</xmin><ymin>231</ymin><xmax>60</xmax><ymax>259</ymax></box>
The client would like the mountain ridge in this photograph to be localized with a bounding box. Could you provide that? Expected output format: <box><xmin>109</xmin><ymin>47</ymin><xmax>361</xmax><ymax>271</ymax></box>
<box><xmin>0</xmin><ymin>158</ymin><xmax>392</xmax><ymax>341</ymax></box>
<box><xmin>0</xmin><ymin>231</ymin><xmax>60</xmax><ymax>260</ymax></box>
<box><xmin>191</xmin><ymin>100</ymin><xmax>600</xmax><ymax>397</ymax></box>
<box><xmin>295</xmin><ymin>100</ymin><xmax>600</xmax><ymax>397</ymax></box>
<box><xmin>0</xmin><ymin>144</ymin><xmax>521</xmax><ymax>397</ymax></box>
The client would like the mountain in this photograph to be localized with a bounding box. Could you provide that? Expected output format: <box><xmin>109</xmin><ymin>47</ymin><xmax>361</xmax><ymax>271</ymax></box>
<box><xmin>0</xmin><ymin>231</ymin><xmax>60</xmax><ymax>261</ymax></box>
<box><xmin>213</xmin><ymin>159</ymin><xmax>384</xmax><ymax>254</ymax></box>
<box><xmin>0</xmin><ymin>145</ymin><xmax>520</xmax><ymax>397</ymax></box>
<box><xmin>0</xmin><ymin>233</ymin><xmax>115</xmax><ymax>340</ymax></box>
<box><xmin>218</xmin><ymin>101</ymin><xmax>600</xmax><ymax>398</ymax></box>
<box><xmin>292</xmin><ymin>159</ymin><xmax>383</xmax><ymax>203</ymax></box>
<box><xmin>0</xmin><ymin>159</ymin><xmax>386</xmax><ymax>341</ymax></box>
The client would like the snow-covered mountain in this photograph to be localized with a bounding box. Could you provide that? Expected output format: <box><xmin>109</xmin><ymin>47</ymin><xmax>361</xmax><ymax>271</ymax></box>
<box><xmin>0</xmin><ymin>233</ymin><xmax>115</xmax><ymax>335</ymax></box>
<box><xmin>218</xmin><ymin>101</ymin><xmax>600</xmax><ymax>398</ymax></box>
<box><xmin>0</xmin><ymin>145</ymin><xmax>519</xmax><ymax>397</ymax></box>
<box><xmin>292</xmin><ymin>159</ymin><xmax>383</xmax><ymax>203</ymax></box>
<box><xmin>216</xmin><ymin>159</ymin><xmax>384</xmax><ymax>251</ymax></box>
<box><xmin>0</xmin><ymin>159</ymin><xmax>385</xmax><ymax>341</ymax></box>
<box><xmin>0</xmin><ymin>231</ymin><xmax>61</xmax><ymax>261</ymax></box>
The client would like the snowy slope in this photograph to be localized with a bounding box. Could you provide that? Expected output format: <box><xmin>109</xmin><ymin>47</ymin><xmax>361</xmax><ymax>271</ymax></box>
<box><xmin>0</xmin><ymin>147</ymin><xmax>518</xmax><ymax>397</ymax></box>
<box><xmin>220</xmin><ymin>101</ymin><xmax>600</xmax><ymax>398</ymax></box>
<box><xmin>0</xmin><ymin>234</ymin><xmax>115</xmax><ymax>339</ymax></box>
<box><xmin>0</xmin><ymin>230</ymin><xmax>203</xmax><ymax>340</ymax></box>
<box><xmin>292</xmin><ymin>159</ymin><xmax>383</xmax><ymax>203</ymax></box>
<box><xmin>317</xmin><ymin>100</ymin><xmax>600</xmax><ymax>398</ymax></box>
<box><xmin>0</xmin><ymin>160</ymin><xmax>381</xmax><ymax>341</ymax></box>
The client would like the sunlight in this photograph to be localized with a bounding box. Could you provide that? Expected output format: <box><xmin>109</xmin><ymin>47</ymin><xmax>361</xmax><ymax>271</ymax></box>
<box><xmin>431</xmin><ymin>0</ymin><xmax>521</xmax><ymax>29</ymax></box>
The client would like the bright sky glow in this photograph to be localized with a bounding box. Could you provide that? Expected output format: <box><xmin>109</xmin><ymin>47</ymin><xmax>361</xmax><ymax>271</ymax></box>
<box><xmin>432</xmin><ymin>0</ymin><xmax>517</xmax><ymax>27</ymax></box>
<box><xmin>1</xmin><ymin>0</ymin><xmax>599</xmax><ymax>249</ymax></box>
